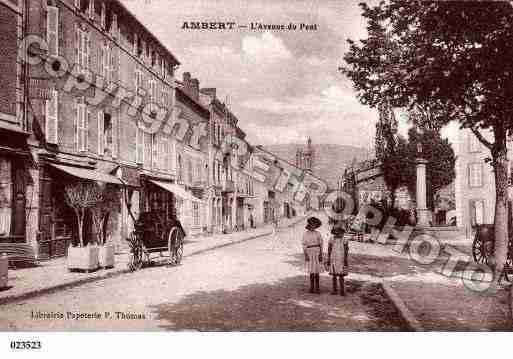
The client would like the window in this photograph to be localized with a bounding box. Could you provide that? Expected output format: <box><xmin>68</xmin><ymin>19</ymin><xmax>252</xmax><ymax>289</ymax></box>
<box><xmin>100</xmin><ymin>43</ymin><xmax>110</xmax><ymax>81</ymax></box>
<box><xmin>47</xmin><ymin>6</ymin><xmax>59</xmax><ymax>57</ymax></box>
<box><xmin>45</xmin><ymin>90</ymin><xmax>58</xmax><ymax>144</ymax></box>
<box><xmin>98</xmin><ymin>112</ymin><xmax>112</xmax><ymax>155</ymax></box>
<box><xmin>88</xmin><ymin>0</ymin><xmax>94</xmax><ymax>18</ymax></box>
<box><xmin>149</xmin><ymin>79</ymin><xmax>157</xmax><ymax>112</ymax></box>
<box><xmin>187</xmin><ymin>158</ymin><xmax>193</xmax><ymax>184</ymax></box>
<box><xmin>193</xmin><ymin>202</ymin><xmax>200</xmax><ymax>226</ymax></box>
<box><xmin>152</xmin><ymin>133</ymin><xmax>158</xmax><ymax>169</ymax></box>
<box><xmin>109</xmin><ymin>46</ymin><xmax>117</xmax><ymax>83</ymax></box>
<box><xmin>177</xmin><ymin>155</ymin><xmax>183</xmax><ymax>181</ymax></box>
<box><xmin>76</xmin><ymin>103</ymin><xmax>88</xmax><ymax>152</ymax></box>
<box><xmin>469</xmin><ymin>163</ymin><xmax>483</xmax><ymax>187</ymax></box>
<box><xmin>134</xmin><ymin>67</ymin><xmax>143</xmax><ymax>94</ymax></box>
<box><xmin>161</xmin><ymin>85</ymin><xmax>169</xmax><ymax>108</ymax></box>
<box><xmin>75</xmin><ymin>26</ymin><xmax>90</xmax><ymax>70</ymax></box>
<box><xmin>100</xmin><ymin>3</ymin><xmax>106</xmax><ymax>29</ymax></box>
<box><xmin>144</xmin><ymin>132</ymin><xmax>152</xmax><ymax>168</ymax></box>
<box><xmin>469</xmin><ymin>132</ymin><xmax>481</xmax><ymax>153</ymax></box>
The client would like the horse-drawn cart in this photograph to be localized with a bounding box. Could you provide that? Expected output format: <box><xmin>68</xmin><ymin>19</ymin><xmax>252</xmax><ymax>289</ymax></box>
<box><xmin>126</xmin><ymin>211</ymin><xmax>185</xmax><ymax>271</ymax></box>
<box><xmin>472</xmin><ymin>224</ymin><xmax>513</xmax><ymax>282</ymax></box>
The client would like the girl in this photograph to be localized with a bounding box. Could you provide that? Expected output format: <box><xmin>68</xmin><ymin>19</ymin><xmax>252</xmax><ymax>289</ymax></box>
<box><xmin>302</xmin><ymin>216</ymin><xmax>323</xmax><ymax>294</ymax></box>
<box><xmin>327</xmin><ymin>222</ymin><xmax>349</xmax><ymax>296</ymax></box>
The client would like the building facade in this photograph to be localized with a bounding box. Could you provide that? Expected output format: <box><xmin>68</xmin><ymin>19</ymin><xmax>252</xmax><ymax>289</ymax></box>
<box><xmin>174</xmin><ymin>73</ymin><xmax>210</xmax><ymax>236</ymax></box>
<box><xmin>454</xmin><ymin>129</ymin><xmax>499</xmax><ymax>236</ymax></box>
<box><xmin>0</xmin><ymin>0</ymin><xmax>30</xmax><ymax>244</ymax></box>
<box><xmin>22</xmin><ymin>0</ymin><xmax>184</xmax><ymax>257</ymax></box>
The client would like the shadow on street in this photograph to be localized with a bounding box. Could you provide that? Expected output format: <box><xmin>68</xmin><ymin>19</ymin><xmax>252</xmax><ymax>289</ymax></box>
<box><xmin>150</xmin><ymin>275</ymin><xmax>408</xmax><ymax>331</ymax></box>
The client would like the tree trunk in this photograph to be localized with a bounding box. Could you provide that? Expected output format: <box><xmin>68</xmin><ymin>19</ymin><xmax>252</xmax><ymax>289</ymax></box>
<box><xmin>77</xmin><ymin>209</ymin><xmax>84</xmax><ymax>247</ymax></box>
<box><xmin>390</xmin><ymin>188</ymin><xmax>396</xmax><ymax>209</ymax></box>
<box><xmin>493</xmin><ymin>143</ymin><xmax>509</xmax><ymax>280</ymax></box>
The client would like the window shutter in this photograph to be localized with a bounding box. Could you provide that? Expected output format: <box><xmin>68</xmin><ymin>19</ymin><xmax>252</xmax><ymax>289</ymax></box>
<box><xmin>75</xmin><ymin>25</ymin><xmax>79</xmax><ymax>65</ymax></box>
<box><xmin>469</xmin><ymin>200</ymin><xmax>476</xmax><ymax>227</ymax></box>
<box><xmin>112</xmin><ymin>112</ymin><xmax>118</xmax><ymax>158</ymax></box>
<box><xmin>98</xmin><ymin>46</ymin><xmax>103</xmax><ymax>78</ymax></box>
<box><xmin>152</xmin><ymin>133</ymin><xmax>158</xmax><ymax>169</ymax></box>
<box><xmin>45</xmin><ymin>90</ymin><xmax>58</xmax><ymax>144</ymax></box>
<box><xmin>76</xmin><ymin>103</ymin><xmax>82</xmax><ymax>151</ymax></box>
<box><xmin>136</xmin><ymin>127</ymin><xmax>143</xmax><ymax>164</ymax></box>
<box><xmin>103</xmin><ymin>44</ymin><xmax>109</xmax><ymax>81</ymax></box>
<box><xmin>101</xmin><ymin>3</ymin><xmax>106</xmax><ymax>29</ymax></box>
<box><xmin>88</xmin><ymin>0</ymin><xmax>94</xmax><ymax>18</ymax></box>
<box><xmin>47</xmin><ymin>6</ymin><xmax>59</xmax><ymax>56</ymax></box>
<box><xmin>98</xmin><ymin>111</ymin><xmax>104</xmax><ymax>155</ymax></box>
<box><xmin>86</xmin><ymin>33</ymin><xmax>91</xmax><ymax>69</ymax></box>
<box><xmin>86</xmin><ymin>108</ymin><xmax>91</xmax><ymax>151</ymax></box>
<box><xmin>110</xmin><ymin>47</ymin><xmax>116</xmax><ymax>83</ymax></box>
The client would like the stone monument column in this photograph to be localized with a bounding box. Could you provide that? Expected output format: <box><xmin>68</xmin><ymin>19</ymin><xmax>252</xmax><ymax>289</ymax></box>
<box><xmin>416</xmin><ymin>157</ymin><xmax>430</xmax><ymax>226</ymax></box>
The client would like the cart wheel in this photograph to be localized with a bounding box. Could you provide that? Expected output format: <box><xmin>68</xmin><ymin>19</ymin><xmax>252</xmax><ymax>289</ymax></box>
<box><xmin>127</xmin><ymin>232</ymin><xmax>143</xmax><ymax>271</ymax></box>
<box><xmin>168</xmin><ymin>227</ymin><xmax>178</xmax><ymax>265</ymax></box>
<box><xmin>472</xmin><ymin>230</ymin><xmax>486</xmax><ymax>264</ymax></box>
<box><xmin>503</xmin><ymin>244</ymin><xmax>513</xmax><ymax>283</ymax></box>
<box><xmin>175</xmin><ymin>233</ymin><xmax>184</xmax><ymax>265</ymax></box>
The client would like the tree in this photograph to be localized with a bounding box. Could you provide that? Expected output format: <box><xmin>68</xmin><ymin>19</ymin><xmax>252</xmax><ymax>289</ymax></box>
<box><xmin>380</xmin><ymin>132</ymin><xmax>409</xmax><ymax>209</ymax></box>
<box><xmin>375</xmin><ymin>100</ymin><xmax>405</xmax><ymax>208</ymax></box>
<box><xmin>90</xmin><ymin>185</ymin><xmax>120</xmax><ymax>246</ymax></box>
<box><xmin>64</xmin><ymin>182</ymin><xmax>102</xmax><ymax>247</ymax></box>
<box><xmin>403</xmin><ymin>127</ymin><xmax>456</xmax><ymax>211</ymax></box>
<box><xmin>342</xmin><ymin>1</ymin><xmax>513</xmax><ymax>279</ymax></box>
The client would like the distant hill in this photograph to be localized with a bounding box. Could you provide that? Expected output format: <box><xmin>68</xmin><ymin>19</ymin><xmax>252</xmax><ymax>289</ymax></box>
<box><xmin>263</xmin><ymin>143</ymin><xmax>370</xmax><ymax>189</ymax></box>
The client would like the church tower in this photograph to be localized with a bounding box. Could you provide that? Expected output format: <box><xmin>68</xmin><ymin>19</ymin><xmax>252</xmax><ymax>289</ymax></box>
<box><xmin>296</xmin><ymin>137</ymin><xmax>315</xmax><ymax>174</ymax></box>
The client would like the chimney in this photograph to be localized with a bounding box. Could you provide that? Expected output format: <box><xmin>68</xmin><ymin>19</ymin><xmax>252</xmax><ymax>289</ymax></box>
<box><xmin>191</xmin><ymin>78</ymin><xmax>200</xmax><ymax>101</ymax></box>
<box><xmin>183</xmin><ymin>72</ymin><xmax>191</xmax><ymax>86</ymax></box>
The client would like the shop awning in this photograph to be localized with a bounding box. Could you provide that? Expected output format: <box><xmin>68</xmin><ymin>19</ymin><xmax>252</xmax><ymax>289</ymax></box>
<box><xmin>150</xmin><ymin>180</ymin><xmax>205</xmax><ymax>203</ymax></box>
<box><xmin>49</xmin><ymin>163</ymin><xmax>122</xmax><ymax>185</ymax></box>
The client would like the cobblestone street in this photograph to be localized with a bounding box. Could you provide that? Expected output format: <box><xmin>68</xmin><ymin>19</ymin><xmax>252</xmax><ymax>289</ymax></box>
<box><xmin>0</xmin><ymin>219</ymin><xmax>406</xmax><ymax>331</ymax></box>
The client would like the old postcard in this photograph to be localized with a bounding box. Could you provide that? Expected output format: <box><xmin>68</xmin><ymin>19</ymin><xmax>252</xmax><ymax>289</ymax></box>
<box><xmin>1</xmin><ymin>0</ymin><xmax>512</xmax><ymax>346</ymax></box>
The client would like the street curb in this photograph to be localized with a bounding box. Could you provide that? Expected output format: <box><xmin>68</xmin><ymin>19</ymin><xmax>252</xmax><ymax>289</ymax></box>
<box><xmin>381</xmin><ymin>281</ymin><xmax>424</xmax><ymax>332</ymax></box>
<box><xmin>0</xmin><ymin>216</ymin><xmax>307</xmax><ymax>306</ymax></box>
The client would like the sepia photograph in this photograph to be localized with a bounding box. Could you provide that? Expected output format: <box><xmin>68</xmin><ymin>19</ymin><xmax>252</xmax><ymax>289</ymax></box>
<box><xmin>0</xmin><ymin>0</ymin><xmax>513</xmax><ymax>351</ymax></box>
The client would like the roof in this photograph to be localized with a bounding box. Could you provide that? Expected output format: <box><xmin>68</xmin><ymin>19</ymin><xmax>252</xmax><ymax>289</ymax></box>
<box><xmin>114</xmin><ymin>0</ymin><xmax>180</xmax><ymax>66</ymax></box>
<box><xmin>175</xmin><ymin>85</ymin><xmax>210</xmax><ymax>118</ymax></box>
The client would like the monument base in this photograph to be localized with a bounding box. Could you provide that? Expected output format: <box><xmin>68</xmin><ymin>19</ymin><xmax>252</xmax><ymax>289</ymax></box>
<box><xmin>416</xmin><ymin>208</ymin><xmax>431</xmax><ymax>227</ymax></box>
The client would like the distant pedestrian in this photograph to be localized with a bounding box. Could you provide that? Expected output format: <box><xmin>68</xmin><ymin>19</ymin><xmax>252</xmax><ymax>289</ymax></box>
<box><xmin>249</xmin><ymin>213</ymin><xmax>255</xmax><ymax>228</ymax></box>
<box><xmin>326</xmin><ymin>222</ymin><xmax>349</xmax><ymax>296</ymax></box>
<box><xmin>302</xmin><ymin>216</ymin><xmax>323</xmax><ymax>294</ymax></box>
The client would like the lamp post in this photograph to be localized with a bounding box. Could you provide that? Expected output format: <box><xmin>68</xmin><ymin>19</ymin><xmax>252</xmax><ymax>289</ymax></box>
<box><xmin>415</xmin><ymin>134</ymin><xmax>430</xmax><ymax>226</ymax></box>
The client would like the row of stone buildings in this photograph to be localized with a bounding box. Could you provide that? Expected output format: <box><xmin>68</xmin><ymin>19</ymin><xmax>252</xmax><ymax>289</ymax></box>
<box><xmin>0</xmin><ymin>0</ymin><xmax>320</xmax><ymax>259</ymax></box>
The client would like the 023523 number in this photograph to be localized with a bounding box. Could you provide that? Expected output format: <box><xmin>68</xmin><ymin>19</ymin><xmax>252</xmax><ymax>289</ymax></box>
<box><xmin>10</xmin><ymin>341</ymin><xmax>42</xmax><ymax>350</ymax></box>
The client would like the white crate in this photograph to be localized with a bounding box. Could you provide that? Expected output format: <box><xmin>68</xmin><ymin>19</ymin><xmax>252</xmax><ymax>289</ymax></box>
<box><xmin>0</xmin><ymin>254</ymin><xmax>8</xmax><ymax>288</ymax></box>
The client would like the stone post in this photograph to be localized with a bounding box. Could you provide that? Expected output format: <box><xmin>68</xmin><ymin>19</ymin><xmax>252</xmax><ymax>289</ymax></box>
<box><xmin>416</xmin><ymin>158</ymin><xmax>430</xmax><ymax>226</ymax></box>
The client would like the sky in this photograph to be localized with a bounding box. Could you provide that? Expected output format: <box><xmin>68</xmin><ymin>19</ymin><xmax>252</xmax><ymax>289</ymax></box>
<box><xmin>121</xmin><ymin>0</ymin><xmax>458</xmax><ymax>149</ymax></box>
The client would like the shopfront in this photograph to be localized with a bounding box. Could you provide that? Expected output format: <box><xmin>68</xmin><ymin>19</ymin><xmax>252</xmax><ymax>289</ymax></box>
<box><xmin>38</xmin><ymin>162</ymin><xmax>123</xmax><ymax>259</ymax></box>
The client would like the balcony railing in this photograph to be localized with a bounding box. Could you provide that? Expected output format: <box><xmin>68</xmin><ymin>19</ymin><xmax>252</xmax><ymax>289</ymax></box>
<box><xmin>190</xmin><ymin>180</ymin><xmax>207</xmax><ymax>189</ymax></box>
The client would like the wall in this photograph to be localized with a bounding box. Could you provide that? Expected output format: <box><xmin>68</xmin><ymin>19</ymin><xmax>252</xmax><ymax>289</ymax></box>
<box><xmin>455</xmin><ymin>128</ymin><xmax>496</xmax><ymax>236</ymax></box>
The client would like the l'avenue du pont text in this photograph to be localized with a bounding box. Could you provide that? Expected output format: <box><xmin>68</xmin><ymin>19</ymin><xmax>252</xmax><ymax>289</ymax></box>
<box><xmin>181</xmin><ymin>21</ymin><xmax>318</xmax><ymax>31</ymax></box>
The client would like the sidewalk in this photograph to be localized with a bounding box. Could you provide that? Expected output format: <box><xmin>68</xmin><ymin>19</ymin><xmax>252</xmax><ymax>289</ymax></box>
<box><xmin>0</xmin><ymin>215</ymin><xmax>307</xmax><ymax>305</ymax></box>
<box><xmin>337</xmin><ymin>236</ymin><xmax>512</xmax><ymax>331</ymax></box>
